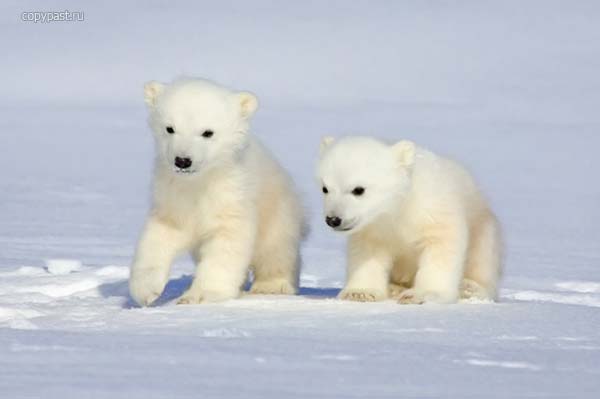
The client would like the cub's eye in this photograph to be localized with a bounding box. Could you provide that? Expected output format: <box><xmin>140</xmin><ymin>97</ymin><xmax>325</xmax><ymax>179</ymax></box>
<box><xmin>166</xmin><ymin>126</ymin><xmax>175</xmax><ymax>134</ymax></box>
<box><xmin>352</xmin><ymin>186</ymin><xmax>365</xmax><ymax>196</ymax></box>
<box><xmin>202</xmin><ymin>130</ymin><xmax>214</xmax><ymax>138</ymax></box>
<box><xmin>322</xmin><ymin>186</ymin><xmax>328</xmax><ymax>194</ymax></box>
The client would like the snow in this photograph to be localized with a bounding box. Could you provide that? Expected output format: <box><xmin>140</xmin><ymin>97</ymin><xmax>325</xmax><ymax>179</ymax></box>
<box><xmin>1</xmin><ymin>1</ymin><xmax>600</xmax><ymax>398</ymax></box>
<box><xmin>45</xmin><ymin>259</ymin><xmax>82</xmax><ymax>275</ymax></box>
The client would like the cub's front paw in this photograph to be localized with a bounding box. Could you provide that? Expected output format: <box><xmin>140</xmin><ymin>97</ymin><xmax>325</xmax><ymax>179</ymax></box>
<box><xmin>176</xmin><ymin>291</ymin><xmax>203</xmax><ymax>305</ymax></box>
<box><xmin>397</xmin><ymin>289</ymin><xmax>455</xmax><ymax>305</ymax></box>
<box><xmin>460</xmin><ymin>279</ymin><xmax>492</xmax><ymax>301</ymax></box>
<box><xmin>397</xmin><ymin>289</ymin><xmax>426</xmax><ymax>305</ymax></box>
<box><xmin>177</xmin><ymin>289</ymin><xmax>239</xmax><ymax>305</ymax></box>
<box><xmin>129</xmin><ymin>269</ymin><xmax>168</xmax><ymax>307</ymax></box>
<box><xmin>249</xmin><ymin>279</ymin><xmax>297</xmax><ymax>295</ymax></box>
<box><xmin>338</xmin><ymin>288</ymin><xmax>387</xmax><ymax>302</ymax></box>
<box><xmin>388</xmin><ymin>283</ymin><xmax>410</xmax><ymax>299</ymax></box>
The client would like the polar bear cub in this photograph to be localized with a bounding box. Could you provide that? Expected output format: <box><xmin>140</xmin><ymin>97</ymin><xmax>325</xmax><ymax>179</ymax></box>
<box><xmin>129</xmin><ymin>78</ymin><xmax>305</xmax><ymax>306</ymax></box>
<box><xmin>318</xmin><ymin>136</ymin><xmax>502</xmax><ymax>304</ymax></box>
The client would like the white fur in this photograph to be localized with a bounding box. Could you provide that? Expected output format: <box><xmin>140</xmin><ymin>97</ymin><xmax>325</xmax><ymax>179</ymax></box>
<box><xmin>130</xmin><ymin>78</ymin><xmax>305</xmax><ymax>306</ymax></box>
<box><xmin>317</xmin><ymin>136</ymin><xmax>502</xmax><ymax>304</ymax></box>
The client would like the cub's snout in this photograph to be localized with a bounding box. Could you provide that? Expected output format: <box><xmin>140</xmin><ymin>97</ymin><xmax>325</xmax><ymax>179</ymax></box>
<box><xmin>325</xmin><ymin>216</ymin><xmax>342</xmax><ymax>228</ymax></box>
<box><xmin>174</xmin><ymin>156</ymin><xmax>193</xmax><ymax>170</ymax></box>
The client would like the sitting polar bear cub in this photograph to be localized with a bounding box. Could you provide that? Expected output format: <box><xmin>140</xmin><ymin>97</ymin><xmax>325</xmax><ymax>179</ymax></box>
<box><xmin>129</xmin><ymin>78</ymin><xmax>305</xmax><ymax>306</ymax></box>
<box><xmin>318</xmin><ymin>136</ymin><xmax>502</xmax><ymax>304</ymax></box>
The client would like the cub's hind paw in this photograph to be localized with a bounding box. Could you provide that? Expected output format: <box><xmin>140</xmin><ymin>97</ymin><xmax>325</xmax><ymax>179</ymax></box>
<box><xmin>397</xmin><ymin>289</ymin><xmax>426</xmax><ymax>305</ymax></box>
<box><xmin>338</xmin><ymin>288</ymin><xmax>386</xmax><ymax>302</ymax></box>
<box><xmin>176</xmin><ymin>292</ymin><xmax>203</xmax><ymax>305</ymax></box>
<box><xmin>460</xmin><ymin>279</ymin><xmax>493</xmax><ymax>301</ymax></box>
<box><xmin>249</xmin><ymin>279</ymin><xmax>297</xmax><ymax>295</ymax></box>
<box><xmin>388</xmin><ymin>283</ymin><xmax>410</xmax><ymax>299</ymax></box>
<box><xmin>398</xmin><ymin>289</ymin><xmax>456</xmax><ymax>304</ymax></box>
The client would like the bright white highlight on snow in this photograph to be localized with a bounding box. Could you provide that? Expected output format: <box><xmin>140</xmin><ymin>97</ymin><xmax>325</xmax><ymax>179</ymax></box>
<box><xmin>44</xmin><ymin>259</ymin><xmax>82</xmax><ymax>275</ymax></box>
<box><xmin>463</xmin><ymin>359</ymin><xmax>542</xmax><ymax>371</ymax></box>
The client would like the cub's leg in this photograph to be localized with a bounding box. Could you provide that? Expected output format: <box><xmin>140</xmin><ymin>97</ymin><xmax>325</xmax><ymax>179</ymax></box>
<box><xmin>130</xmin><ymin>216</ymin><xmax>189</xmax><ymax>306</ymax></box>
<box><xmin>388</xmin><ymin>256</ymin><xmax>416</xmax><ymax>299</ymax></box>
<box><xmin>339</xmin><ymin>235</ymin><xmax>392</xmax><ymax>302</ymax></box>
<box><xmin>249</xmin><ymin>190</ymin><xmax>303</xmax><ymax>295</ymax></box>
<box><xmin>177</xmin><ymin>218</ymin><xmax>255</xmax><ymax>304</ymax></box>
<box><xmin>398</xmin><ymin>220</ymin><xmax>468</xmax><ymax>304</ymax></box>
<box><xmin>388</xmin><ymin>282</ymin><xmax>410</xmax><ymax>299</ymax></box>
<box><xmin>462</xmin><ymin>212</ymin><xmax>502</xmax><ymax>300</ymax></box>
<box><xmin>250</xmin><ymin>242</ymin><xmax>300</xmax><ymax>295</ymax></box>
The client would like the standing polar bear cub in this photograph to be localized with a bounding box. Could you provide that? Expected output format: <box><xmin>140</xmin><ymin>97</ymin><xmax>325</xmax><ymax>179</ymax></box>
<box><xmin>318</xmin><ymin>136</ymin><xmax>502</xmax><ymax>304</ymax></box>
<box><xmin>129</xmin><ymin>78</ymin><xmax>305</xmax><ymax>306</ymax></box>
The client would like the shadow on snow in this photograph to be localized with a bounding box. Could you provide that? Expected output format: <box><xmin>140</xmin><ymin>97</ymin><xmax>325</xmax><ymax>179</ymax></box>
<box><xmin>98</xmin><ymin>275</ymin><xmax>340</xmax><ymax>309</ymax></box>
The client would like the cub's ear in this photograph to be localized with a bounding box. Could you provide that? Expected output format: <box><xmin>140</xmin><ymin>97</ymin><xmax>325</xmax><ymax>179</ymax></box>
<box><xmin>392</xmin><ymin>140</ymin><xmax>416</xmax><ymax>167</ymax></box>
<box><xmin>237</xmin><ymin>92</ymin><xmax>259</xmax><ymax>119</ymax></box>
<box><xmin>144</xmin><ymin>81</ymin><xmax>165</xmax><ymax>107</ymax></box>
<box><xmin>320</xmin><ymin>136</ymin><xmax>335</xmax><ymax>155</ymax></box>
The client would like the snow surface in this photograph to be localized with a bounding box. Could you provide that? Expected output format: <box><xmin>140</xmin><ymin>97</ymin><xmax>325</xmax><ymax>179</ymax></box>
<box><xmin>45</xmin><ymin>259</ymin><xmax>83</xmax><ymax>275</ymax></box>
<box><xmin>1</xmin><ymin>1</ymin><xmax>599</xmax><ymax>398</ymax></box>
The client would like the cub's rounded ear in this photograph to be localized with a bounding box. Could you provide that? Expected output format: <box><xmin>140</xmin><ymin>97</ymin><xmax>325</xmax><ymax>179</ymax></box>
<box><xmin>392</xmin><ymin>140</ymin><xmax>416</xmax><ymax>167</ymax></box>
<box><xmin>237</xmin><ymin>92</ymin><xmax>259</xmax><ymax>119</ymax></box>
<box><xmin>320</xmin><ymin>136</ymin><xmax>335</xmax><ymax>155</ymax></box>
<box><xmin>144</xmin><ymin>81</ymin><xmax>165</xmax><ymax>107</ymax></box>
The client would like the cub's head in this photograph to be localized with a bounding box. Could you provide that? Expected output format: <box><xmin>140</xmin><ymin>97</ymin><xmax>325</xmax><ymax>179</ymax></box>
<box><xmin>144</xmin><ymin>78</ymin><xmax>258</xmax><ymax>176</ymax></box>
<box><xmin>317</xmin><ymin>136</ymin><xmax>415</xmax><ymax>234</ymax></box>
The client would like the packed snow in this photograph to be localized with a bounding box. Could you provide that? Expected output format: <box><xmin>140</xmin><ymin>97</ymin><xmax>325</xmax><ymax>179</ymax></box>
<box><xmin>44</xmin><ymin>259</ymin><xmax>83</xmax><ymax>275</ymax></box>
<box><xmin>1</xmin><ymin>1</ymin><xmax>599</xmax><ymax>398</ymax></box>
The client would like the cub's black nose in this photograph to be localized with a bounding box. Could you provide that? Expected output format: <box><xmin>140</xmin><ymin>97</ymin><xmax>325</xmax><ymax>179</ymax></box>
<box><xmin>174</xmin><ymin>156</ymin><xmax>192</xmax><ymax>169</ymax></box>
<box><xmin>326</xmin><ymin>216</ymin><xmax>342</xmax><ymax>228</ymax></box>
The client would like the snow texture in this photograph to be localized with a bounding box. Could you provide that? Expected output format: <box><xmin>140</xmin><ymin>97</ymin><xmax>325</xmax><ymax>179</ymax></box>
<box><xmin>1</xmin><ymin>1</ymin><xmax>599</xmax><ymax>398</ymax></box>
<box><xmin>45</xmin><ymin>259</ymin><xmax>82</xmax><ymax>275</ymax></box>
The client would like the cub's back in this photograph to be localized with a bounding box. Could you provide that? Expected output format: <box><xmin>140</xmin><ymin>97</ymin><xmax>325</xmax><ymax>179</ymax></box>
<box><xmin>411</xmin><ymin>150</ymin><xmax>491</xmax><ymax>222</ymax></box>
<box><xmin>244</xmin><ymin>136</ymin><xmax>305</xmax><ymax>235</ymax></box>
